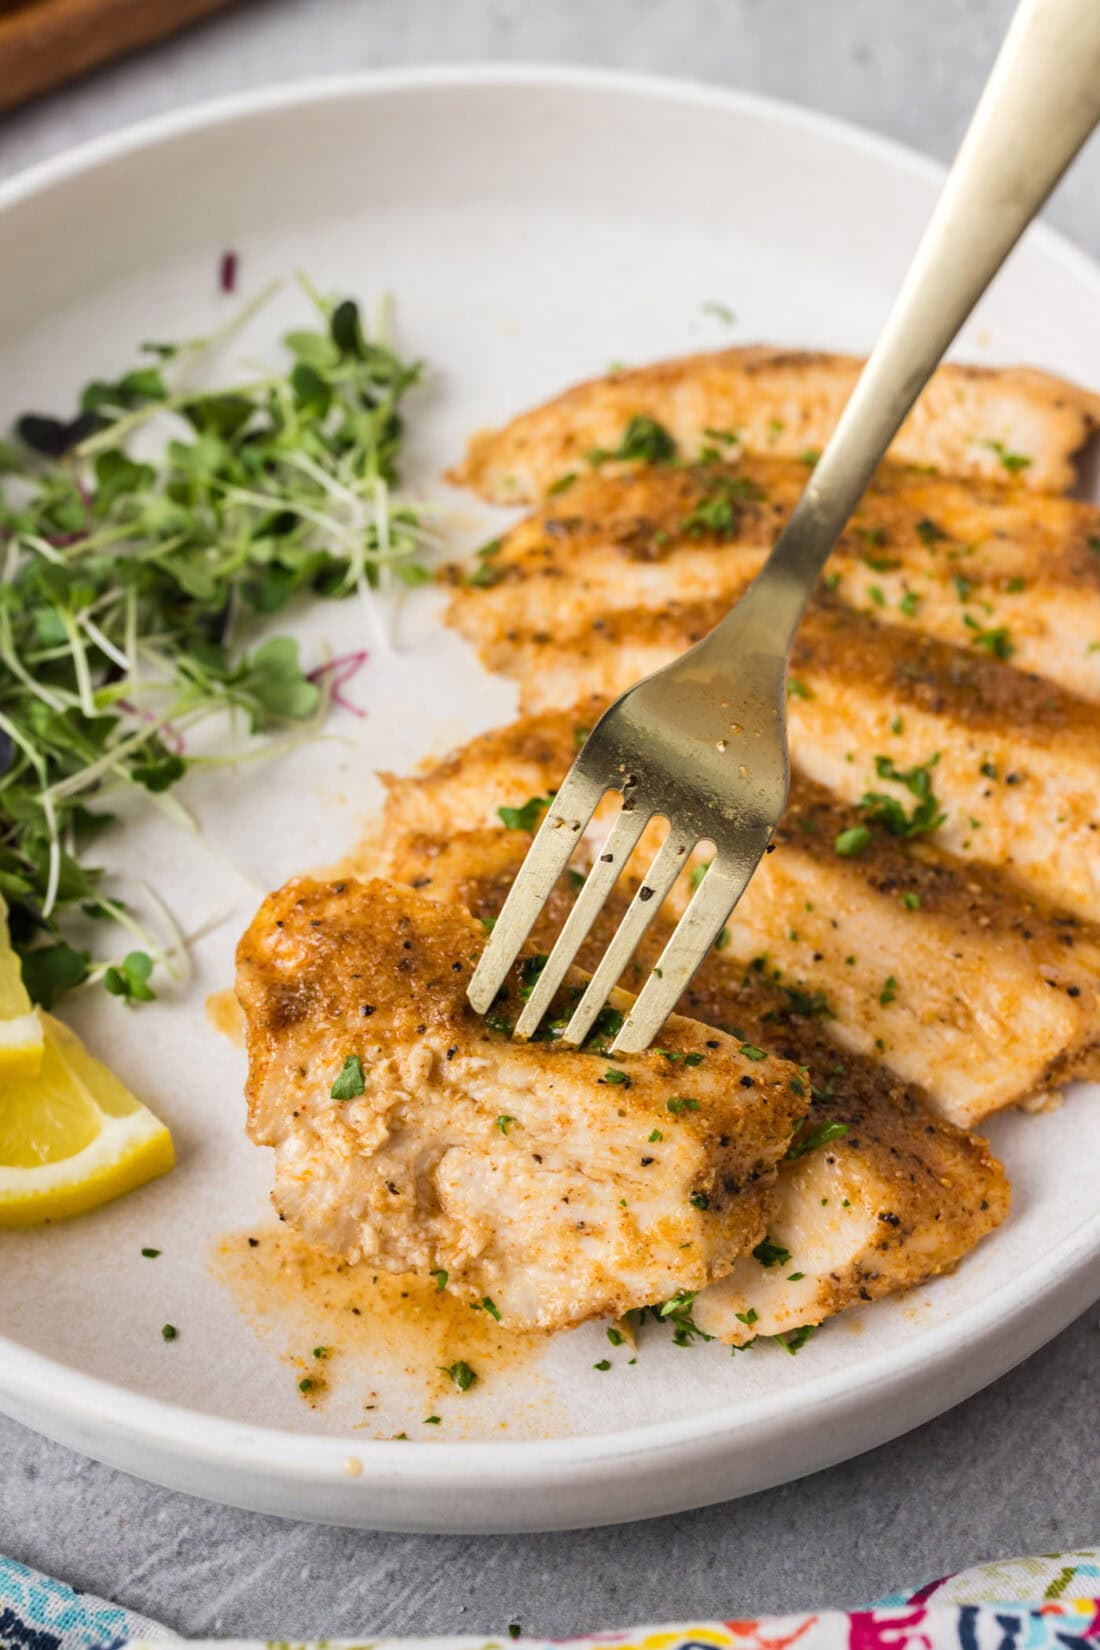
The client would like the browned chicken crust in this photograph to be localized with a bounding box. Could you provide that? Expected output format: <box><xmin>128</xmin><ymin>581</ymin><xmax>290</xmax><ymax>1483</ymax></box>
<box><xmin>449</xmin><ymin>347</ymin><xmax>1100</xmax><ymax>501</ymax></box>
<box><xmin>236</xmin><ymin>876</ymin><xmax>807</xmax><ymax>1332</ymax></box>
<box><xmin>445</xmin><ymin>456</ymin><xmax>1100</xmax><ymax>704</ymax></box>
<box><xmin>365</xmin><ymin>704</ymin><xmax>1100</xmax><ymax>1126</ymax></box>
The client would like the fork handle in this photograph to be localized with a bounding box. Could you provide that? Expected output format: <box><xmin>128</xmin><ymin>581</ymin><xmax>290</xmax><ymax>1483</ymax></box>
<box><xmin>742</xmin><ymin>0</ymin><xmax>1100</xmax><ymax>627</ymax></box>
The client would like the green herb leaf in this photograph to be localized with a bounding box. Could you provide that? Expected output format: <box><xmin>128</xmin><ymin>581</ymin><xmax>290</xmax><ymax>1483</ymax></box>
<box><xmin>442</xmin><ymin>1360</ymin><xmax>478</xmax><ymax>1391</ymax></box>
<box><xmin>497</xmin><ymin>795</ymin><xmax>552</xmax><ymax>832</ymax></box>
<box><xmin>331</xmin><ymin>1054</ymin><xmax>366</xmax><ymax>1100</ymax></box>
<box><xmin>588</xmin><ymin>416</ymin><xmax>676</xmax><ymax>467</ymax></box>
<box><xmin>834</xmin><ymin>825</ymin><xmax>871</xmax><ymax>858</ymax></box>
<box><xmin>752</xmin><ymin>1237</ymin><xmax>792</xmax><ymax>1269</ymax></box>
<box><xmin>785</xmin><ymin>1119</ymin><xmax>850</xmax><ymax>1161</ymax></box>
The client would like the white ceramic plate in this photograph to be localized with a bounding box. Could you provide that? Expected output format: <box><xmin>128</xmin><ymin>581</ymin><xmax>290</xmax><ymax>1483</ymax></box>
<box><xmin>1</xmin><ymin>67</ymin><xmax>1098</xmax><ymax>1534</ymax></box>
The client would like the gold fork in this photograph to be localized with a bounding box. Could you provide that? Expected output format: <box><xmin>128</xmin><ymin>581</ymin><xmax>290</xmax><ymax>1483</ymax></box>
<box><xmin>469</xmin><ymin>0</ymin><xmax>1100</xmax><ymax>1055</ymax></box>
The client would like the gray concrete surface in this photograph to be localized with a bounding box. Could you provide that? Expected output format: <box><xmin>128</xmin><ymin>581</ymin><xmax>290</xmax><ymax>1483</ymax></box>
<box><xmin>1</xmin><ymin>0</ymin><xmax>1098</xmax><ymax>1637</ymax></box>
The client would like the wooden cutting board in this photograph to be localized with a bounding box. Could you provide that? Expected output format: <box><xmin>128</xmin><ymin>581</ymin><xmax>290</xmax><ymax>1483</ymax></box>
<box><xmin>0</xmin><ymin>0</ymin><xmax>246</xmax><ymax>112</ymax></box>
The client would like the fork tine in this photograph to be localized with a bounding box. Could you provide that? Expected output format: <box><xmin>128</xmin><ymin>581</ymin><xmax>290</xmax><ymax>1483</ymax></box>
<box><xmin>467</xmin><ymin>765</ymin><xmax>605</xmax><ymax>1013</ymax></box>
<box><xmin>610</xmin><ymin>858</ymin><xmax>750</xmax><ymax>1055</ymax></box>
<box><xmin>559</xmin><ymin>826</ymin><xmax>697</xmax><ymax>1048</ymax></box>
<box><xmin>512</xmin><ymin>801</ymin><xmax>654</xmax><ymax>1040</ymax></box>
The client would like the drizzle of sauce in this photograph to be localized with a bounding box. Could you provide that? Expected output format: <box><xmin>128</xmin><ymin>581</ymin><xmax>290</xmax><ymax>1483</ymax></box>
<box><xmin>205</xmin><ymin>989</ymin><xmax>245</xmax><ymax>1047</ymax></box>
<box><xmin>212</xmin><ymin>1227</ymin><xmax>548</xmax><ymax>1430</ymax></box>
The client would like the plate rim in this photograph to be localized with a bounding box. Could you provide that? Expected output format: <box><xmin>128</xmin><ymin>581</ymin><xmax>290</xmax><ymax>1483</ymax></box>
<box><xmin>2</xmin><ymin>60</ymin><xmax>1099</xmax><ymax>1509</ymax></box>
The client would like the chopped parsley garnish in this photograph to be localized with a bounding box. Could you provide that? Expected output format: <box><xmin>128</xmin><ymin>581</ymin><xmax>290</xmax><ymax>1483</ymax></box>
<box><xmin>681</xmin><ymin>479</ymin><xmax>743</xmax><ymax>538</ymax></box>
<box><xmin>497</xmin><ymin>794</ymin><xmax>552</xmax><ymax>832</ymax></box>
<box><xmin>607</xmin><ymin>1326</ymin><xmax>625</xmax><ymax>1346</ymax></box>
<box><xmin>963</xmin><ymin>615</ymin><xmax>1015</xmax><ymax>660</ymax></box>
<box><xmin>701</xmin><ymin>300</ymin><xmax>736</xmax><ymax>325</ymax></box>
<box><xmin>441</xmin><ymin>1360</ymin><xmax>478</xmax><ymax>1391</ymax></box>
<box><xmin>667</xmin><ymin>1096</ymin><xmax>700</xmax><ymax>1115</ymax></box>
<box><xmin>140</xmin><ymin>1247</ymin><xmax>160</xmax><ymax>1258</ymax></box>
<box><xmin>775</xmin><ymin>1323</ymin><xmax>818</xmax><ymax>1355</ymax></box>
<box><xmin>298</xmin><ymin>1377</ymin><xmax>316</xmax><ymax>1393</ymax></box>
<box><xmin>431</xmin><ymin>1269</ymin><xmax>448</xmax><ymax>1292</ymax></box>
<box><xmin>860</xmin><ymin>754</ymin><xmax>945</xmax><ymax>838</ymax></box>
<box><xmin>424</xmin><ymin>1415</ymin><xmax>442</xmax><ymax>1425</ymax></box>
<box><xmin>647</xmin><ymin>1128</ymin><xmax>664</xmax><ymax>1143</ymax></box>
<box><xmin>593</xmin><ymin>1358</ymin><xmax>613</xmax><ymax>1371</ymax></box>
<box><xmin>481</xmin><ymin>1296</ymin><xmax>502</xmax><ymax>1321</ymax></box>
<box><xmin>588</xmin><ymin>415</ymin><xmax>676</xmax><ymax>467</ymax></box>
<box><xmin>916</xmin><ymin>517</ymin><xmax>947</xmax><ymax>546</ymax></box>
<box><xmin>799</xmin><ymin>448</ymin><xmax>821</xmax><ymax>467</ymax></box>
<box><xmin>518</xmin><ymin>954</ymin><xmax>549</xmax><ymax>999</ymax></box>
<box><xmin>739</xmin><ymin>1042</ymin><xmax>767</xmax><ymax>1060</ymax></box>
<box><xmin>313</xmin><ymin>1346</ymin><xmax>329</xmax><ymax>1360</ymax></box>
<box><xmin>601</xmin><ymin>1067</ymin><xmax>631</xmax><ymax>1086</ymax></box>
<box><xmin>879</xmin><ymin>974</ymin><xmax>899</xmax><ymax>1006</ymax></box>
<box><xmin>787</xmin><ymin>677</ymin><xmax>814</xmax><ymax>700</ymax></box>
<box><xmin>495</xmin><ymin>1114</ymin><xmax>516</xmax><ymax>1134</ymax></box>
<box><xmin>834</xmin><ymin>824</ymin><xmax>872</xmax><ymax>857</ymax></box>
<box><xmin>984</xmin><ymin>439</ymin><xmax>1031</xmax><ymax>475</ymax></box>
<box><xmin>580</xmin><ymin>1004</ymin><xmax>625</xmax><ymax>1053</ymax></box>
<box><xmin>658</xmin><ymin>1289</ymin><xmax>712</xmax><ymax>1346</ymax></box>
<box><xmin>689</xmin><ymin>860</ymin><xmax>712</xmax><ymax>890</ymax></box>
<box><xmin>655</xmin><ymin>1048</ymin><xmax>704</xmax><ymax>1066</ymax></box>
<box><xmin>547</xmin><ymin>471</ymin><xmax>578</xmax><ymax>495</ymax></box>
<box><xmin>785</xmin><ymin>1119</ymin><xmax>850</xmax><ymax>1161</ymax></box>
<box><xmin>752</xmin><ymin>1237</ymin><xmax>792</xmax><ymax>1269</ymax></box>
<box><xmin>484</xmin><ymin>1009</ymin><xmax>515</xmax><ymax>1037</ymax></box>
<box><xmin>898</xmin><ymin>591</ymin><xmax>922</xmax><ymax>617</ymax></box>
<box><xmin>901</xmin><ymin>891</ymin><xmax>921</xmax><ymax>910</ymax></box>
<box><xmin>161</xmin><ymin>1323</ymin><xmax>178</xmax><ymax>1341</ymax></box>
<box><xmin>690</xmin><ymin>1191</ymin><xmax>710</xmax><ymax>1210</ymax></box>
<box><xmin>715</xmin><ymin>927</ymin><xmax>731</xmax><ymax>952</ymax></box>
<box><xmin>331</xmin><ymin>1054</ymin><xmax>365</xmax><ymax>1100</ymax></box>
<box><xmin>735</xmin><ymin>1307</ymin><xmax>758</xmax><ymax>1326</ymax></box>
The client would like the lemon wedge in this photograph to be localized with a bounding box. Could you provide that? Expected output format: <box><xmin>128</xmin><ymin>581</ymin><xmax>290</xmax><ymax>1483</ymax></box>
<box><xmin>0</xmin><ymin>894</ymin><xmax>44</xmax><ymax>1077</ymax></box>
<box><xmin>0</xmin><ymin>1013</ymin><xmax>174</xmax><ymax>1227</ymax></box>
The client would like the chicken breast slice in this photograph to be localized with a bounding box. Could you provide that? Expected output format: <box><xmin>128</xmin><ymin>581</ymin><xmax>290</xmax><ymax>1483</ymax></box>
<box><xmin>448</xmin><ymin>347</ymin><xmax>1100</xmax><ymax>502</ymax></box>
<box><xmin>363</xmin><ymin>705</ymin><xmax>1100</xmax><ymax>1125</ymax></box>
<box><xmin>445</xmin><ymin>457</ymin><xmax>1100</xmax><ymax>705</ymax></box>
<box><xmin>236</xmin><ymin>876</ymin><xmax>806</xmax><ymax>1333</ymax></box>
<box><xmin>454</xmin><ymin>579</ymin><xmax>1100</xmax><ymax>927</ymax></box>
<box><xmin>370</xmin><ymin>822</ymin><xmax>1009</xmax><ymax>1345</ymax></box>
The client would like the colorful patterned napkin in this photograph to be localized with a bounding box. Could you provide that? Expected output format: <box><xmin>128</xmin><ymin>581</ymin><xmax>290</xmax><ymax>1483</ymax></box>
<box><xmin>1</xmin><ymin>1548</ymin><xmax>1098</xmax><ymax>1650</ymax></box>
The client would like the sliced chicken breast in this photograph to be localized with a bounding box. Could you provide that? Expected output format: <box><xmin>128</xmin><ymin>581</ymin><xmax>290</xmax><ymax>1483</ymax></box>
<box><xmin>449</xmin><ymin>347</ymin><xmax>1100</xmax><ymax>502</ymax></box>
<box><xmin>364</xmin><ymin>705</ymin><xmax>1100</xmax><ymax>1125</ymax></box>
<box><xmin>236</xmin><ymin>876</ymin><xmax>806</xmax><ymax>1333</ymax></box>
<box><xmin>369</xmin><ymin>821</ymin><xmax>1010</xmax><ymax>1345</ymax></box>
<box><xmin>445</xmin><ymin>458</ymin><xmax>1100</xmax><ymax>704</ymax></box>
<box><xmin>449</xmin><ymin>578</ymin><xmax>1100</xmax><ymax>926</ymax></box>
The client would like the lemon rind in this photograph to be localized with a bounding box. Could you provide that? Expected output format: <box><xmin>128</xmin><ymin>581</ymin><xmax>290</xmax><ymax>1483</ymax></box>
<box><xmin>0</xmin><ymin>1105</ymin><xmax>175</xmax><ymax>1227</ymax></box>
